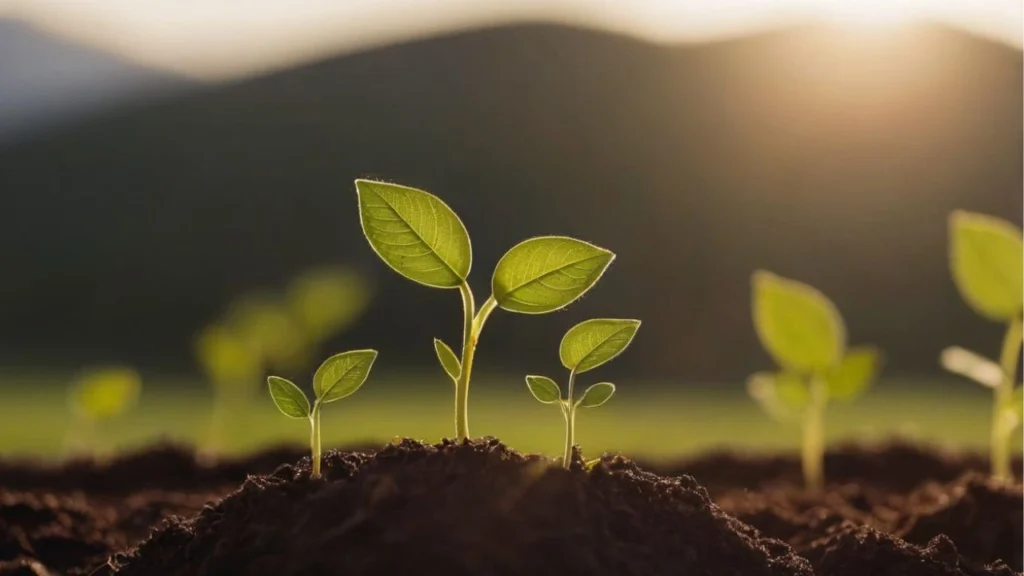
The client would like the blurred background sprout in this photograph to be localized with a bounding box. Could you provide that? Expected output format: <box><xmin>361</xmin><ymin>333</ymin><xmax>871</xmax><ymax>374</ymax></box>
<box><xmin>65</xmin><ymin>366</ymin><xmax>142</xmax><ymax>457</ymax></box>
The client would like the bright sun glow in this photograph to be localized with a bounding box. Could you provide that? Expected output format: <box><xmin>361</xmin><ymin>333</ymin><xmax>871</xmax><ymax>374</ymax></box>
<box><xmin>809</xmin><ymin>0</ymin><xmax>920</xmax><ymax>29</ymax></box>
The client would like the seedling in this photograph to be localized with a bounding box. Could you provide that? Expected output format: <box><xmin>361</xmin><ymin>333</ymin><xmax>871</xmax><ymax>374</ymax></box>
<box><xmin>526</xmin><ymin>318</ymin><xmax>640</xmax><ymax>468</ymax></box>
<box><xmin>227</xmin><ymin>293</ymin><xmax>312</xmax><ymax>373</ymax></box>
<box><xmin>355</xmin><ymin>179</ymin><xmax>615</xmax><ymax>440</ymax></box>
<box><xmin>748</xmin><ymin>271</ymin><xmax>882</xmax><ymax>491</ymax></box>
<box><xmin>286</xmin><ymin>265</ymin><xmax>373</xmax><ymax>344</ymax></box>
<box><xmin>942</xmin><ymin>211</ymin><xmax>1023</xmax><ymax>482</ymax></box>
<box><xmin>66</xmin><ymin>366</ymin><xmax>142</xmax><ymax>455</ymax></box>
<box><xmin>195</xmin><ymin>323</ymin><xmax>262</xmax><ymax>456</ymax></box>
<box><xmin>267</xmin><ymin>349</ymin><xmax>377</xmax><ymax>478</ymax></box>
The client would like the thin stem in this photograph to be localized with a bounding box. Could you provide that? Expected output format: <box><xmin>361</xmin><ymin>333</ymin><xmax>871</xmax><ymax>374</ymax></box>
<box><xmin>562</xmin><ymin>369</ymin><xmax>577</xmax><ymax>469</ymax></box>
<box><xmin>310</xmin><ymin>401</ymin><xmax>322</xmax><ymax>478</ymax></box>
<box><xmin>801</xmin><ymin>375</ymin><xmax>827</xmax><ymax>493</ymax></box>
<box><xmin>992</xmin><ymin>316</ymin><xmax>1022</xmax><ymax>482</ymax></box>
<box><xmin>454</xmin><ymin>284</ymin><xmax>499</xmax><ymax>441</ymax></box>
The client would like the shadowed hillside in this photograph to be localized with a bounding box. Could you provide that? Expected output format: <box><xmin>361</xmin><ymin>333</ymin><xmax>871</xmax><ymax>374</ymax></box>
<box><xmin>0</xmin><ymin>22</ymin><xmax>1020</xmax><ymax>382</ymax></box>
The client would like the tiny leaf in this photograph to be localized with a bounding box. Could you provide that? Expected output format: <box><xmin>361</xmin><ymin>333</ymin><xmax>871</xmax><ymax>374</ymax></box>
<box><xmin>747</xmin><ymin>371</ymin><xmax>808</xmax><ymax>422</ymax></box>
<box><xmin>492</xmin><ymin>236</ymin><xmax>614</xmax><ymax>314</ymax></box>
<box><xmin>752</xmin><ymin>270</ymin><xmax>846</xmax><ymax>374</ymax></box>
<box><xmin>434</xmin><ymin>338</ymin><xmax>462</xmax><ymax>382</ymax></box>
<box><xmin>356</xmin><ymin>180</ymin><xmax>472</xmax><ymax>289</ymax></box>
<box><xmin>525</xmin><ymin>375</ymin><xmax>562</xmax><ymax>404</ymax></box>
<box><xmin>827</xmin><ymin>346</ymin><xmax>882</xmax><ymax>401</ymax></box>
<box><xmin>267</xmin><ymin>376</ymin><xmax>310</xmax><ymax>418</ymax></box>
<box><xmin>577</xmin><ymin>382</ymin><xmax>616</xmax><ymax>408</ymax></box>
<box><xmin>949</xmin><ymin>211</ymin><xmax>1023</xmax><ymax>321</ymax></box>
<box><xmin>560</xmin><ymin>318</ymin><xmax>641</xmax><ymax>374</ymax></box>
<box><xmin>71</xmin><ymin>367</ymin><xmax>142</xmax><ymax>420</ymax></box>
<box><xmin>940</xmin><ymin>346</ymin><xmax>1002</xmax><ymax>388</ymax></box>
<box><xmin>313</xmin><ymin>349</ymin><xmax>378</xmax><ymax>403</ymax></box>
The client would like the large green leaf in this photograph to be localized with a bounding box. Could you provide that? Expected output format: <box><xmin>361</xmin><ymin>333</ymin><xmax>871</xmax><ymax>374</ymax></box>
<box><xmin>940</xmin><ymin>346</ymin><xmax>1002</xmax><ymax>389</ymax></box>
<box><xmin>746</xmin><ymin>371</ymin><xmax>808</xmax><ymax>422</ymax></box>
<box><xmin>949</xmin><ymin>211</ymin><xmax>1023</xmax><ymax>321</ymax></box>
<box><xmin>751</xmin><ymin>271</ymin><xmax>846</xmax><ymax>374</ymax></box>
<box><xmin>492</xmin><ymin>236</ymin><xmax>614</xmax><ymax>314</ymax></box>
<box><xmin>559</xmin><ymin>318</ymin><xmax>641</xmax><ymax>374</ymax></box>
<box><xmin>525</xmin><ymin>375</ymin><xmax>562</xmax><ymax>404</ymax></box>
<box><xmin>577</xmin><ymin>382</ymin><xmax>616</xmax><ymax>408</ymax></box>
<box><xmin>827</xmin><ymin>346</ymin><xmax>882</xmax><ymax>401</ymax></box>
<box><xmin>356</xmin><ymin>180</ymin><xmax>471</xmax><ymax>289</ymax></box>
<box><xmin>267</xmin><ymin>376</ymin><xmax>310</xmax><ymax>419</ymax></box>
<box><xmin>433</xmin><ymin>338</ymin><xmax>461</xmax><ymax>383</ymax></box>
<box><xmin>313</xmin><ymin>349</ymin><xmax>378</xmax><ymax>403</ymax></box>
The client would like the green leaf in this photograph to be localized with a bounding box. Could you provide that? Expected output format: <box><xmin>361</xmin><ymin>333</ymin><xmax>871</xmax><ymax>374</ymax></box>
<box><xmin>559</xmin><ymin>318</ymin><xmax>641</xmax><ymax>374</ymax></box>
<box><xmin>940</xmin><ymin>346</ymin><xmax>1002</xmax><ymax>388</ymax></box>
<box><xmin>267</xmin><ymin>376</ymin><xmax>310</xmax><ymax>419</ymax></box>
<box><xmin>746</xmin><ymin>371</ymin><xmax>808</xmax><ymax>422</ymax></box>
<box><xmin>525</xmin><ymin>375</ymin><xmax>562</xmax><ymax>404</ymax></box>
<box><xmin>949</xmin><ymin>211</ymin><xmax>1023</xmax><ymax>321</ymax></box>
<box><xmin>356</xmin><ymin>180</ymin><xmax>472</xmax><ymax>289</ymax></box>
<box><xmin>577</xmin><ymin>382</ymin><xmax>616</xmax><ymax>408</ymax></box>
<box><xmin>827</xmin><ymin>346</ymin><xmax>882</xmax><ymax>401</ymax></box>
<box><xmin>491</xmin><ymin>236</ymin><xmax>614</xmax><ymax>314</ymax></box>
<box><xmin>70</xmin><ymin>367</ymin><xmax>142</xmax><ymax>420</ymax></box>
<box><xmin>433</xmin><ymin>338</ymin><xmax>461</xmax><ymax>383</ymax></box>
<box><xmin>751</xmin><ymin>270</ymin><xmax>846</xmax><ymax>374</ymax></box>
<box><xmin>313</xmin><ymin>349</ymin><xmax>378</xmax><ymax>403</ymax></box>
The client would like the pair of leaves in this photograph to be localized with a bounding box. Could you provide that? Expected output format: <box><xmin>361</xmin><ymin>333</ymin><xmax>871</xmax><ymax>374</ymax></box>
<box><xmin>268</xmin><ymin>349</ymin><xmax>378</xmax><ymax>418</ymax></box>
<box><xmin>949</xmin><ymin>211</ymin><xmax>1023</xmax><ymax>322</ymax></box>
<box><xmin>752</xmin><ymin>271</ymin><xmax>847</xmax><ymax>374</ymax></box>
<box><xmin>526</xmin><ymin>375</ymin><xmax>616</xmax><ymax>408</ymax></box>
<box><xmin>70</xmin><ymin>366</ymin><xmax>142</xmax><ymax>421</ymax></box>
<box><xmin>356</xmin><ymin>180</ymin><xmax>614</xmax><ymax>314</ymax></box>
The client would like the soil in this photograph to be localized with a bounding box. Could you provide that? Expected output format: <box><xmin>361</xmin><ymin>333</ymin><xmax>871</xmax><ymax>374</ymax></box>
<box><xmin>0</xmin><ymin>440</ymin><xmax>1020</xmax><ymax>576</ymax></box>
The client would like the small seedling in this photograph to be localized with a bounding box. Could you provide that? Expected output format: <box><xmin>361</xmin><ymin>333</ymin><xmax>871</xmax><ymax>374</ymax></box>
<box><xmin>525</xmin><ymin>318</ymin><xmax>640</xmax><ymax>468</ymax></box>
<box><xmin>748</xmin><ymin>271</ymin><xmax>882</xmax><ymax>491</ymax></box>
<box><xmin>356</xmin><ymin>179</ymin><xmax>615</xmax><ymax>440</ymax></box>
<box><xmin>227</xmin><ymin>293</ymin><xmax>312</xmax><ymax>373</ymax></box>
<box><xmin>66</xmin><ymin>366</ymin><xmax>142</xmax><ymax>456</ymax></box>
<box><xmin>267</xmin><ymin>349</ymin><xmax>377</xmax><ymax>478</ymax></box>
<box><xmin>195</xmin><ymin>323</ymin><xmax>262</xmax><ymax>456</ymax></box>
<box><xmin>286</xmin><ymin>265</ymin><xmax>373</xmax><ymax>344</ymax></box>
<box><xmin>943</xmin><ymin>211</ymin><xmax>1023</xmax><ymax>482</ymax></box>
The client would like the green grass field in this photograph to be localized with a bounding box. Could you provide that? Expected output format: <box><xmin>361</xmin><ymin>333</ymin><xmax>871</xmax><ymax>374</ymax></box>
<box><xmin>0</xmin><ymin>370</ymin><xmax>1016</xmax><ymax>462</ymax></box>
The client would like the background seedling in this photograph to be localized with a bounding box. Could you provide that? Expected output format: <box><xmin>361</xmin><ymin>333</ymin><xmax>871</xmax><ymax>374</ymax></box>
<box><xmin>526</xmin><ymin>318</ymin><xmax>640</xmax><ymax>468</ymax></box>
<box><xmin>194</xmin><ymin>323</ymin><xmax>262</xmax><ymax>457</ymax></box>
<box><xmin>748</xmin><ymin>271</ymin><xmax>882</xmax><ymax>491</ymax></box>
<box><xmin>356</xmin><ymin>179</ymin><xmax>614</xmax><ymax>440</ymax></box>
<box><xmin>943</xmin><ymin>211</ymin><xmax>1023</xmax><ymax>482</ymax></box>
<box><xmin>66</xmin><ymin>366</ymin><xmax>142</xmax><ymax>456</ymax></box>
<box><xmin>267</xmin><ymin>349</ymin><xmax>377</xmax><ymax>478</ymax></box>
<box><xmin>285</xmin><ymin>265</ymin><xmax>372</xmax><ymax>344</ymax></box>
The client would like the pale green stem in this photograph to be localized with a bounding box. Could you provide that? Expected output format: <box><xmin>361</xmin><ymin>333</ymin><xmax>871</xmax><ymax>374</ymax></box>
<box><xmin>310</xmin><ymin>401</ymin><xmax>323</xmax><ymax>478</ymax></box>
<box><xmin>454</xmin><ymin>283</ymin><xmax>498</xmax><ymax>440</ymax></box>
<box><xmin>562</xmin><ymin>369</ymin><xmax>578</xmax><ymax>469</ymax></box>
<box><xmin>992</xmin><ymin>316</ymin><xmax>1022</xmax><ymax>482</ymax></box>
<box><xmin>801</xmin><ymin>375</ymin><xmax>827</xmax><ymax>493</ymax></box>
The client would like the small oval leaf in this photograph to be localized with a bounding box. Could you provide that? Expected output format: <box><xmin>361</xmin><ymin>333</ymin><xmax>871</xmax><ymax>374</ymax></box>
<box><xmin>267</xmin><ymin>376</ymin><xmax>310</xmax><ymax>419</ymax></box>
<box><xmin>949</xmin><ymin>211</ymin><xmax>1023</xmax><ymax>322</ymax></box>
<box><xmin>356</xmin><ymin>180</ymin><xmax>471</xmax><ymax>289</ymax></box>
<box><xmin>71</xmin><ymin>367</ymin><xmax>142</xmax><ymax>420</ymax></box>
<box><xmin>525</xmin><ymin>375</ymin><xmax>562</xmax><ymax>404</ymax></box>
<box><xmin>314</xmin><ymin>349</ymin><xmax>378</xmax><ymax>403</ymax></box>
<box><xmin>577</xmin><ymin>382</ymin><xmax>616</xmax><ymax>408</ymax></box>
<box><xmin>560</xmin><ymin>318</ymin><xmax>641</xmax><ymax>374</ymax></box>
<box><xmin>434</xmin><ymin>338</ymin><xmax>461</xmax><ymax>383</ymax></box>
<box><xmin>492</xmin><ymin>236</ymin><xmax>614</xmax><ymax>314</ymax></box>
<box><xmin>827</xmin><ymin>346</ymin><xmax>882</xmax><ymax>401</ymax></box>
<box><xmin>940</xmin><ymin>346</ymin><xmax>1003</xmax><ymax>388</ymax></box>
<box><xmin>752</xmin><ymin>270</ymin><xmax>846</xmax><ymax>374</ymax></box>
<box><xmin>746</xmin><ymin>371</ymin><xmax>808</xmax><ymax>422</ymax></box>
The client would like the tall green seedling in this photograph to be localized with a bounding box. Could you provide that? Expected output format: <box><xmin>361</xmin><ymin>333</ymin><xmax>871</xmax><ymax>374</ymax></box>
<box><xmin>355</xmin><ymin>180</ymin><xmax>614</xmax><ymax>440</ymax></box>
<box><xmin>943</xmin><ymin>211</ymin><xmax>1023</xmax><ymax>482</ymax></box>
<box><xmin>748</xmin><ymin>271</ymin><xmax>882</xmax><ymax>491</ymax></box>
<box><xmin>525</xmin><ymin>318</ymin><xmax>640</xmax><ymax>468</ymax></box>
<box><xmin>267</xmin><ymin>349</ymin><xmax>377</xmax><ymax>478</ymax></box>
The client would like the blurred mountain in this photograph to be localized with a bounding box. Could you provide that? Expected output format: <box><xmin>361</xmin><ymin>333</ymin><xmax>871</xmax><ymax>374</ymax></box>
<box><xmin>0</xmin><ymin>18</ymin><xmax>195</xmax><ymax>145</ymax></box>
<box><xmin>0</xmin><ymin>22</ymin><xmax>1020</xmax><ymax>382</ymax></box>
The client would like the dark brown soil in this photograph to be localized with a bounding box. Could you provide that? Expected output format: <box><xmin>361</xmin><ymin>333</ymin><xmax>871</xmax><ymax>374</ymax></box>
<box><xmin>0</xmin><ymin>441</ymin><xmax>1019</xmax><ymax>576</ymax></box>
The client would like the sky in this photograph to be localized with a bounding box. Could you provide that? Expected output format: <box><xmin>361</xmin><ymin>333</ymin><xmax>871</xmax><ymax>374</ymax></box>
<box><xmin>0</xmin><ymin>0</ymin><xmax>1020</xmax><ymax>80</ymax></box>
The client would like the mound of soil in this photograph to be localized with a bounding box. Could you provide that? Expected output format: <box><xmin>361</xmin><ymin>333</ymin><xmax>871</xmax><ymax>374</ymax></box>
<box><xmin>103</xmin><ymin>438</ymin><xmax>811</xmax><ymax>576</ymax></box>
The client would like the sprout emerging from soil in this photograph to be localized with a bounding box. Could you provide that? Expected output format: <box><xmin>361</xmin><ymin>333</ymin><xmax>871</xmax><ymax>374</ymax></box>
<box><xmin>355</xmin><ymin>179</ymin><xmax>614</xmax><ymax>440</ymax></box>
<box><xmin>195</xmin><ymin>323</ymin><xmax>262</xmax><ymax>457</ymax></box>
<box><xmin>748</xmin><ymin>271</ymin><xmax>882</xmax><ymax>492</ymax></box>
<box><xmin>66</xmin><ymin>366</ymin><xmax>142</xmax><ymax>455</ymax></box>
<box><xmin>267</xmin><ymin>349</ymin><xmax>378</xmax><ymax>478</ymax></box>
<box><xmin>943</xmin><ymin>211</ymin><xmax>1023</xmax><ymax>482</ymax></box>
<box><xmin>526</xmin><ymin>318</ymin><xmax>640</xmax><ymax>468</ymax></box>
